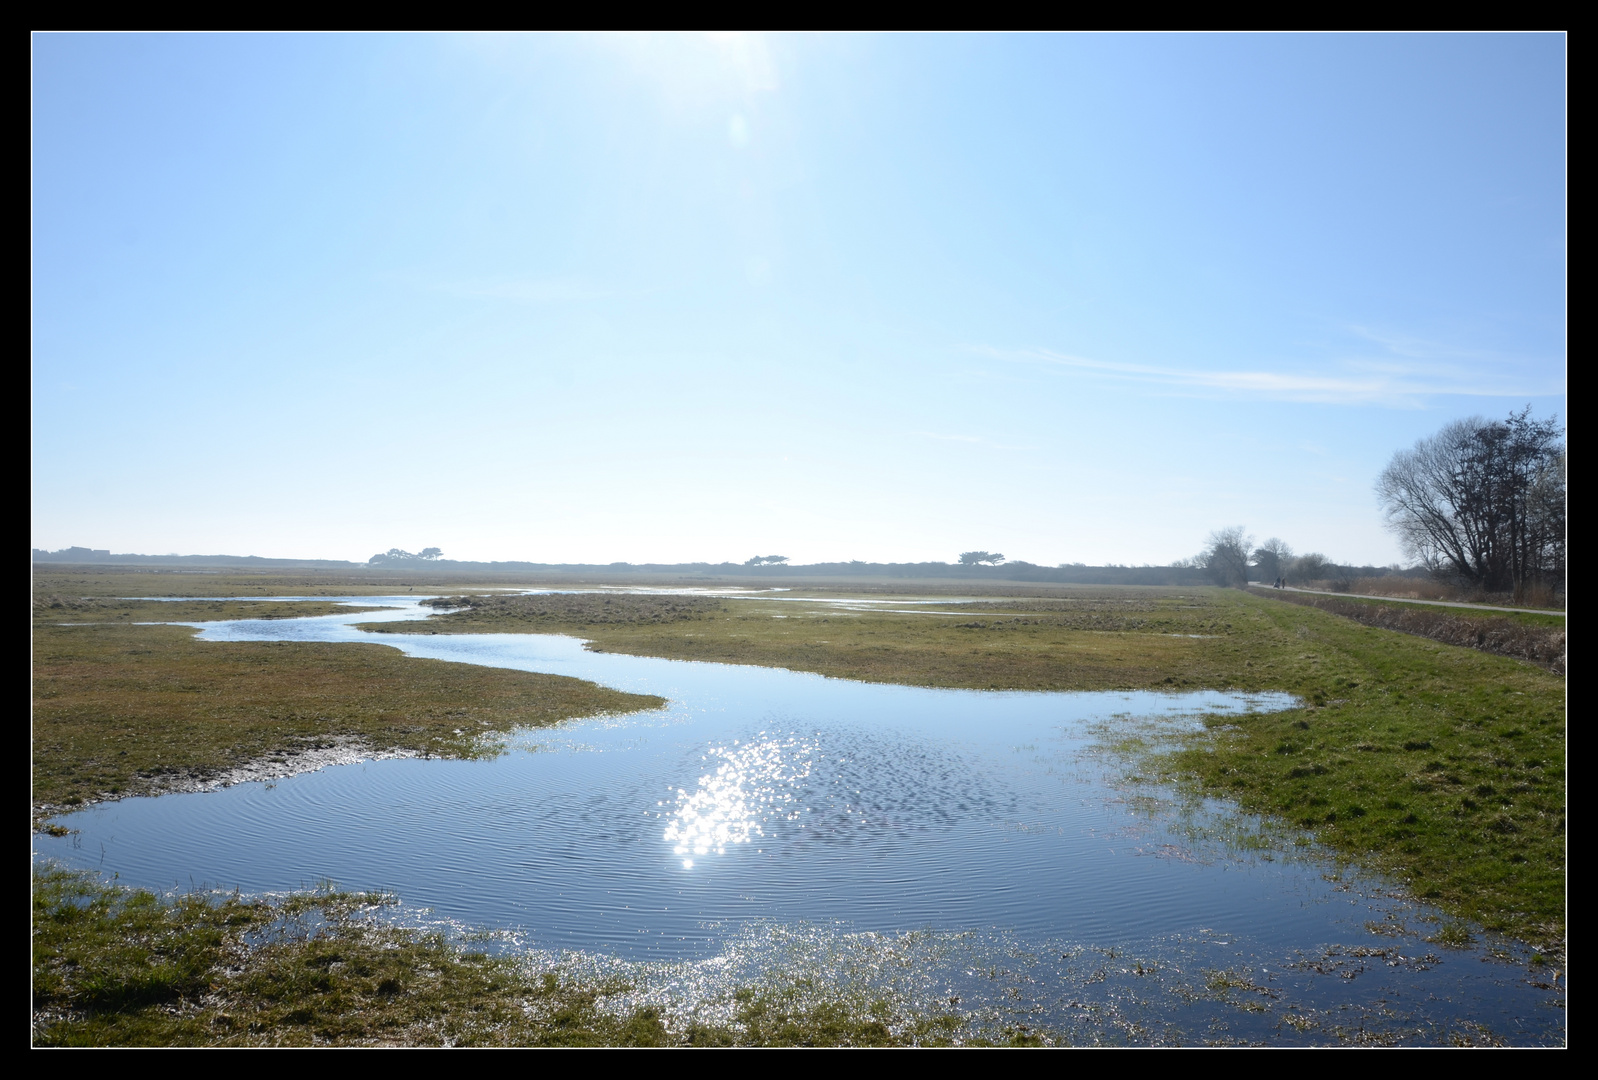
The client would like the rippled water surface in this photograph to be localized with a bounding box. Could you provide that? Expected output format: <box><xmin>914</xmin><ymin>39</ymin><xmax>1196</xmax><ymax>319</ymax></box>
<box><xmin>36</xmin><ymin>597</ymin><xmax>1564</xmax><ymax>1044</ymax></box>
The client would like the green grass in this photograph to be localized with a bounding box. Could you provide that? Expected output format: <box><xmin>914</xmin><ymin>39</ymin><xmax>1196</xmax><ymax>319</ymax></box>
<box><xmin>32</xmin><ymin>616</ymin><xmax>663</xmax><ymax>815</ymax></box>
<box><xmin>34</xmin><ymin>594</ymin><xmax>393</xmax><ymax>621</ymax></box>
<box><xmin>371</xmin><ymin>587</ymin><xmax>1269</xmax><ymax>691</ymax></box>
<box><xmin>1251</xmin><ymin>588</ymin><xmax>1564</xmax><ymax>673</ymax></box>
<box><xmin>1275</xmin><ymin>589</ymin><xmax>1567</xmax><ymax>629</ymax></box>
<box><xmin>1161</xmin><ymin>597</ymin><xmax>1564</xmax><ymax>951</ymax></box>
<box><xmin>32</xmin><ymin>868</ymin><xmax>989</xmax><ymax>1047</ymax></box>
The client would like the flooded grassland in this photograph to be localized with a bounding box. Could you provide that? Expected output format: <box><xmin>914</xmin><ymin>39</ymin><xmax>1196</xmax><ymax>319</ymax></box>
<box><xmin>372</xmin><ymin>586</ymin><xmax>1567</xmax><ymax>952</ymax></box>
<box><xmin>32</xmin><ymin>570</ymin><xmax>1565</xmax><ymax>1045</ymax></box>
<box><xmin>31</xmin><ymin>593</ymin><xmax>663</xmax><ymax>815</ymax></box>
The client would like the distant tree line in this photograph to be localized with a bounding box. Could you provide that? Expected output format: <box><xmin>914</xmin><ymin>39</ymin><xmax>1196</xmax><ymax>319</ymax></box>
<box><xmin>26</xmin><ymin>548</ymin><xmax>1207</xmax><ymax>583</ymax></box>
<box><xmin>30</xmin><ymin>548</ymin><xmax>355</xmax><ymax>569</ymax></box>
<box><xmin>32</xmin><ymin>547</ymin><xmax>112</xmax><ymax>561</ymax></box>
<box><xmin>368</xmin><ymin>547</ymin><xmax>443</xmax><ymax>565</ymax></box>
<box><xmin>1184</xmin><ymin>528</ymin><xmax>1414</xmax><ymax>590</ymax></box>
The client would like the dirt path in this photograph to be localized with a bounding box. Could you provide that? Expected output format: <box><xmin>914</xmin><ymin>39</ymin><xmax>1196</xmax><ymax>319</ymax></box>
<box><xmin>1250</xmin><ymin>583</ymin><xmax>1565</xmax><ymax>618</ymax></box>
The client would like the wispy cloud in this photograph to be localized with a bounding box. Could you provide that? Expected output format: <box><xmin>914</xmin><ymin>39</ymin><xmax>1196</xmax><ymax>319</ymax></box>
<box><xmin>977</xmin><ymin>345</ymin><xmax>1564</xmax><ymax>406</ymax></box>
<box><xmin>916</xmin><ymin>431</ymin><xmax>1037</xmax><ymax>451</ymax></box>
<box><xmin>1343</xmin><ymin>324</ymin><xmax>1497</xmax><ymax>361</ymax></box>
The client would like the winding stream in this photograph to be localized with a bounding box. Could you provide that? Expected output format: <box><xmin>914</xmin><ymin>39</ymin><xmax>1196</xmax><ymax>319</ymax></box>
<box><xmin>34</xmin><ymin>596</ymin><xmax>1564</xmax><ymax>1044</ymax></box>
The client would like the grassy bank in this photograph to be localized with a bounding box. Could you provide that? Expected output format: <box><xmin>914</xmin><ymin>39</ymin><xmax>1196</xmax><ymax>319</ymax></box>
<box><xmin>371</xmin><ymin>586</ymin><xmax>1566</xmax><ymax>949</ymax></box>
<box><xmin>1265</xmin><ymin>588</ymin><xmax>1566</xmax><ymax>629</ymax></box>
<box><xmin>1249</xmin><ymin>588</ymin><xmax>1564</xmax><ymax>673</ymax></box>
<box><xmin>33</xmin><ymin>868</ymin><xmax>991</xmax><ymax>1047</ymax></box>
<box><xmin>31</xmin><ymin>613</ymin><xmax>663</xmax><ymax>816</ymax></box>
<box><xmin>1165</xmin><ymin>596</ymin><xmax>1563</xmax><ymax>951</ymax></box>
<box><xmin>1297</xmin><ymin>576</ymin><xmax>1565</xmax><ymax>612</ymax></box>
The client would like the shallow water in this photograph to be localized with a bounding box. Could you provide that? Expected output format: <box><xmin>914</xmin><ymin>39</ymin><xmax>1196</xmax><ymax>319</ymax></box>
<box><xmin>36</xmin><ymin>597</ymin><xmax>1565</xmax><ymax>1044</ymax></box>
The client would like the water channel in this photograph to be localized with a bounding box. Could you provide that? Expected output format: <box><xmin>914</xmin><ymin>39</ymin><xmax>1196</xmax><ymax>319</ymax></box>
<box><xmin>34</xmin><ymin>596</ymin><xmax>1564</xmax><ymax>1045</ymax></box>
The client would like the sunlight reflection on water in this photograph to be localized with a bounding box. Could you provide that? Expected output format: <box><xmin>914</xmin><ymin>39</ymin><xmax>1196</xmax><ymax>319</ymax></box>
<box><xmin>32</xmin><ymin>595</ymin><xmax>1565</xmax><ymax>1044</ymax></box>
<box><xmin>664</xmin><ymin>734</ymin><xmax>814</xmax><ymax>863</ymax></box>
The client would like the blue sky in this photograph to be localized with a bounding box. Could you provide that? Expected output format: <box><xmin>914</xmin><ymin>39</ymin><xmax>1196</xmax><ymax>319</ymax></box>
<box><xmin>32</xmin><ymin>33</ymin><xmax>1565</xmax><ymax>566</ymax></box>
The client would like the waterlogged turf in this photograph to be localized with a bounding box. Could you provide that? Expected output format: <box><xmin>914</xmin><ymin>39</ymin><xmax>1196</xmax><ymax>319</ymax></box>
<box><xmin>31</xmin><ymin>866</ymin><xmax>1557</xmax><ymax>1047</ymax></box>
<box><xmin>31</xmin><ymin>578</ymin><xmax>1566</xmax><ymax>1041</ymax></box>
<box><xmin>369</xmin><ymin>585</ymin><xmax>1567</xmax><ymax>950</ymax></box>
<box><xmin>35</xmin><ymin>595</ymin><xmax>1565</xmax><ymax>1045</ymax></box>
<box><xmin>31</xmin><ymin>597</ymin><xmax>663</xmax><ymax>812</ymax></box>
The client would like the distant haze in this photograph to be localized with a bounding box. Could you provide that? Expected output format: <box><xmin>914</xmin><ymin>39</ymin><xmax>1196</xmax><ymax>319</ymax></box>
<box><xmin>32</xmin><ymin>34</ymin><xmax>1565</xmax><ymax>566</ymax></box>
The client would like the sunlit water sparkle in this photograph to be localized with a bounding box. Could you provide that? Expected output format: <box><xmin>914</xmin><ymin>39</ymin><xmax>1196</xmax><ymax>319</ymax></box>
<box><xmin>34</xmin><ymin>596</ymin><xmax>1565</xmax><ymax>1045</ymax></box>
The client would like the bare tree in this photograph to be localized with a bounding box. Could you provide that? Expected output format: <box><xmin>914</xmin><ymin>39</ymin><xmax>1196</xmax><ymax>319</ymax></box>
<box><xmin>1525</xmin><ymin>449</ymin><xmax>1567</xmax><ymax>588</ymax></box>
<box><xmin>1251</xmin><ymin>538</ymin><xmax>1294</xmax><ymax>583</ymax></box>
<box><xmin>1289</xmin><ymin>552</ymin><xmax>1333</xmax><ymax>582</ymax></box>
<box><xmin>1202</xmin><ymin>527</ymin><xmax>1254</xmax><ymax>587</ymax></box>
<box><xmin>1376</xmin><ymin>409</ymin><xmax>1564</xmax><ymax>599</ymax></box>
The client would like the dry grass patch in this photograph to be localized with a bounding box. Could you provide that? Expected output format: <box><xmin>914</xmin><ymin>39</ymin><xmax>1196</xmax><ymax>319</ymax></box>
<box><xmin>370</xmin><ymin>587</ymin><xmax>1266</xmax><ymax>692</ymax></box>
